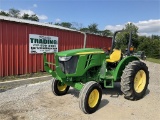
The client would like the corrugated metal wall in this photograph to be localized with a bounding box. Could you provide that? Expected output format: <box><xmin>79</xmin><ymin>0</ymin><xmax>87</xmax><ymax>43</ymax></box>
<box><xmin>0</xmin><ymin>20</ymin><xmax>112</xmax><ymax>77</ymax></box>
<box><xmin>86</xmin><ymin>34</ymin><xmax>112</xmax><ymax>48</ymax></box>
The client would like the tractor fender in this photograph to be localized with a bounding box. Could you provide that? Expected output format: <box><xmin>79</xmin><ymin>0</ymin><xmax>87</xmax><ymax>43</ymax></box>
<box><xmin>113</xmin><ymin>56</ymin><xmax>139</xmax><ymax>81</ymax></box>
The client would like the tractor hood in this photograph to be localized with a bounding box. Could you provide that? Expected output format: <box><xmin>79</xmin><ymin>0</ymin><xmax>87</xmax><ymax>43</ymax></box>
<box><xmin>57</xmin><ymin>48</ymin><xmax>104</xmax><ymax>56</ymax></box>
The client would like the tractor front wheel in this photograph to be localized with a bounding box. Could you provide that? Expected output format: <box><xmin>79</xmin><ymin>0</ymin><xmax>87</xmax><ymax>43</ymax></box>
<box><xmin>79</xmin><ymin>81</ymin><xmax>102</xmax><ymax>114</ymax></box>
<box><xmin>121</xmin><ymin>61</ymin><xmax>149</xmax><ymax>100</ymax></box>
<box><xmin>52</xmin><ymin>79</ymin><xmax>70</xmax><ymax>96</ymax></box>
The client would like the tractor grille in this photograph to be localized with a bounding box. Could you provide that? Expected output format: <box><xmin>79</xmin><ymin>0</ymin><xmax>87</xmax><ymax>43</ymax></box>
<box><xmin>59</xmin><ymin>56</ymin><xmax>79</xmax><ymax>74</ymax></box>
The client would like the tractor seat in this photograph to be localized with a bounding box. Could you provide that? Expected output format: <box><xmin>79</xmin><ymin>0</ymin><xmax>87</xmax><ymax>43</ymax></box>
<box><xmin>106</xmin><ymin>49</ymin><xmax>121</xmax><ymax>63</ymax></box>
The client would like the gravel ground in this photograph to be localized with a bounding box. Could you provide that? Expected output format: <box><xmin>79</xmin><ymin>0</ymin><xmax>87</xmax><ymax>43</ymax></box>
<box><xmin>0</xmin><ymin>61</ymin><xmax>160</xmax><ymax>120</ymax></box>
<box><xmin>0</xmin><ymin>76</ymin><xmax>52</xmax><ymax>92</ymax></box>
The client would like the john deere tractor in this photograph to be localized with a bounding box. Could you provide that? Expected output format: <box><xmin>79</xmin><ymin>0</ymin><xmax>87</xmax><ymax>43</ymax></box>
<box><xmin>43</xmin><ymin>30</ymin><xmax>149</xmax><ymax>114</ymax></box>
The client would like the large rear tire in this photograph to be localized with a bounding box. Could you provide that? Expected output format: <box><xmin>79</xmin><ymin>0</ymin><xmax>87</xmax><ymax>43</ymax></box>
<box><xmin>52</xmin><ymin>79</ymin><xmax>70</xmax><ymax>96</ymax></box>
<box><xmin>121</xmin><ymin>61</ymin><xmax>149</xmax><ymax>100</ymax></box>
<box><xmin>79</xmin><ymin>81</ymin><xmax>102</xmax><ymax>114</ymax></box>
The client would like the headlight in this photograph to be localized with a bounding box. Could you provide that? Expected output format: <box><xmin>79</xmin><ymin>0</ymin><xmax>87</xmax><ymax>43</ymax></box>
<box><xmin>59</xmin><ymin>56</ymin><xmax>72</xmax><ymax>61</ymax></box>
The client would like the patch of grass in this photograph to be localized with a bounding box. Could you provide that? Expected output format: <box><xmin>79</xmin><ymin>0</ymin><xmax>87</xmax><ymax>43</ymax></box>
<box><xmin>0</xmin><ymin>72</ymin><xmax>50</xmax><ymax>82</ymax></box>
<box><xmin>146</xmin><ymin>58</ymin><xmax>160</xmax><ymax>64</ymax></box>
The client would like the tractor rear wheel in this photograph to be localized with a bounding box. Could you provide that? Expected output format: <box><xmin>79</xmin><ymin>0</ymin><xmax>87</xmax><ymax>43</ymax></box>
<box><xmin>79</xmin><ymin>81</ymin><xmax>102</xmax><ymax>114</ymax></box>
<box><xmin>52</xmin><ymin>79</ymin><xmax>70</xmax><ymax>96</ymax></box>
<box><xmin>121</xmin><ymin>61</ymin><xmax>149</xmax><ymax>100</ymax></box>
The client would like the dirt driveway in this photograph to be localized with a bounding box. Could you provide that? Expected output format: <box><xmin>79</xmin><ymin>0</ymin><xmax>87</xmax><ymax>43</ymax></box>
<box><xmin>0</xmin><ymin>61</ymin><xmax>160</xmax><ymax>120</ymax></box>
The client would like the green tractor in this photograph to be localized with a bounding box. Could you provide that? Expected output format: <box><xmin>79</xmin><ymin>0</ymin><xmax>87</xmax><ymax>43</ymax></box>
<box><xmin>43</xmin><ymin>30</ymin><xmax>149</xmax><ymax>114</ymax></box>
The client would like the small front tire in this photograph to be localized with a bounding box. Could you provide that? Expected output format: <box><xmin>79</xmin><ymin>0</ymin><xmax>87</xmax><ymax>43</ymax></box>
<box><xmin>52</xmin><ymin>79</ymin><xmax>70</xmax><ymax>96</ymax></box>
<box><xmin>79</xmin><ymin>81</ymin><xmax>102</xmax><ymax>114</ymax></box>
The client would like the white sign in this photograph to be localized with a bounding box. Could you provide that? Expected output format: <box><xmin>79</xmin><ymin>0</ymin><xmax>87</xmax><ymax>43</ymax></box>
<box><xmin>29</xmin><ymin>34</ymin><xmax>58</xmax><ymax>53</ymax></box>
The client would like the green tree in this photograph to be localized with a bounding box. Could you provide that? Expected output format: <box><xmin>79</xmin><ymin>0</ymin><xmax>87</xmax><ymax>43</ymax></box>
<box><xmin>0</xmin><ymin>11</ymin><xmax>9</xmax><ymax>16</ymax></box>
<box><xmin>115</xmin><ymin>23</ymin><xmax>139</xmax><ymax>52</ymax></box>
<box><xmin>54</xmin><ymin>22</ymin><xmax>60</xmax><ymax>25</ymax></box>
<box><xmin>55</xmin><ymin>22</ymin><xmax>82</xmax><ymax>30</ymax></box>
<box><xmin>22</xmin><ymin>13</ymin><xmax>30</xmax><ymax>20</ymax></box>
<box><xmin>71</xmin><ymin>22</ymin><xmax>83</xmax><ymax>30</ymax></box>
<box><xmin>0</xmin><ymin>8</ymin><xmax>39</xmax><ymax>22</ymax></box>
<box><xmin>80</xmin><ymin>24</ymin><xmax>112</xmax><ymax>37</ymax></box>
<box><xmin>88</xmin><ymin>23</ymin><xmax>98</xmax><ymax>34</ymax></box>
<box><xmin>125</xmin><ymin>23</ymin><xmax>139</xmax><ymax>48</ymax></box>
<box><xmin>80</xmin><ymin>27</ymin><xmax>89</xmax><ymax>33</ymax></box>
<box><xmin>151</xmin><ymin>35</ymin><xmax>160</xmax><ymax>40</ymax></box>
<box><xmin>9</xmin><ymin>8</ymin><xmax>20</xmax><ymax>18</ymax></box>
<box><xmin>61</xmin><ymin>22</ymin><xmax>72</xmax><ymax>28</ymax></box>
<box><xmin>29</xmin><ymin>14</ymin><xmax>39</xmax><ymax>21</ymax></box>
<box><xmin>98</xmin><ymin>29</ymin><xmax>113</xmax><ymax>36</ymax></box>
<box><xmin>55</xmin><ymin>22</ymin><xmax>72</xmax><ymax>28</ymax></box>
<box><xmin>138</xmin><ymin>37</ymin><xmax>160</xmax><ymax>58</ymax></box>
<box><xmin>125</xmin><ymin>22</ymin><xmax>138</xmax><ymax>33</ymax></box>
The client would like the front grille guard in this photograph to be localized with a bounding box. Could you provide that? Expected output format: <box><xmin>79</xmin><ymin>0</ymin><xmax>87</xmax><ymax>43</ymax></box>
<box><xmin>43</xmin><ymin>52</ymin><xmax>66</xmax><ymax>80</ymax></box>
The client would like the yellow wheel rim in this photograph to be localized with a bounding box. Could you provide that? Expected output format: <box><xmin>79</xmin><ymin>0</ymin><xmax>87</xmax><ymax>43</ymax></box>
<box><xmin>57</xmin><ymin>82</ymin><xmax>67</xmax><ymax>92</ymax></box>
<box><xmin>88</xmin><ymin>89</ymin><xmax>99</xmax><ymax>108</ymax></box>
<box><xmin>134</xmin><ymin>70</ymin><xmax>146</xmax><ymax>93</ymax></box>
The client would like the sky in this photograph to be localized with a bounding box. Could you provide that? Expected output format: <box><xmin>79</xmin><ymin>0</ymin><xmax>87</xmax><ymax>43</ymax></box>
<box><xmin>0</xmin><ymin>0</ymin><xmax>160</xmax><ymax>36</ymax></box>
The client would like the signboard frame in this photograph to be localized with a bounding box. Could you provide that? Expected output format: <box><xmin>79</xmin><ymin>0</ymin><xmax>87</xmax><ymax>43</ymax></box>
<box><xmin>29</xmin><ymin>34</ymin><xmax>58</xmax><ymax>54</ymax></box>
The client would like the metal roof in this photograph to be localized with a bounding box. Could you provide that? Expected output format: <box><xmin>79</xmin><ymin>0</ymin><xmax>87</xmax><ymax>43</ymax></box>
<box><xmin>0</xmin><ymin>15</ymin><xmax>112</xmax><ymax>38</ymax></box>
<box><xmin>0</xmin><ymin>15</ymin><xmax>79</xmax><ymax>32</ymax></box>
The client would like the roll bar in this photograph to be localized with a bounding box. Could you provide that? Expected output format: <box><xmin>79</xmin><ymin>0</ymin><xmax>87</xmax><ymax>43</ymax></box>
<box><xmin>110</xmin><ymin>30</ymin><xmax>132</xmax><ymax>56</ymax></box>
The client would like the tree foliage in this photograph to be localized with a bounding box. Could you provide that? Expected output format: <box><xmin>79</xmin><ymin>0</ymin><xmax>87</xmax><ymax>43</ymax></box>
<box><xmin>9</xmin><ymin>8</ymin><xmax>20</xmax><ymax>18</ymax></box>
<box><xmin>55</xmin><ymin>22</ymin><xmax>72</xmax><ymax>28</ymax></box>
<box><xmin>138</xmin><ymin>36</ymin><xmax>160</xmax><ymax>58</ymax></box>
<box><xmin>29</xmin><ymin>14</ymin><xmax>39</xmax><ymax>21</ymax></box>
<box><xmin>115</xmin><ymin>23</ymin><xmax>139</xmax><ymax>52</ymax></box>
<box><xmin>125</xmin><ymin>22</ymin><xmax>138</xmax><ymax>33</ymax></box>
<box><xmin>98</xmin><ymin>30</ymin><xmax>113</xmax><ymax>36</ymax></box>
<box><xmin>0</xmin><ymin>8</ymin><xmax>39</xmax><ymax>21</ymax></box>
<box><xmin>88</xmin><ymin>23</ymin><xmax>98</xmax><ymax>34</ymax></box>
<box><xmin>80</xmin><ymin>27</ymin><xmax>90</xmax><ymax>33</ymax></box>
<box><xmin>0</xmin><ymin>11</ymin><xmax>9</xmax><ymax>16</ymax></box>
<box><xmin>55</xmin><ymin>22</ymin><xmax>113</xmax><ymax>37</ymax></box>
<box><xmin>22</xmin><ymin>13</ymin><xmax>30</xmax><ymax>20</ymax></box>
<box><xmin>113</xmin><ymin>22</ymin><xmax>160</xmax><ymax>58</ymax></box>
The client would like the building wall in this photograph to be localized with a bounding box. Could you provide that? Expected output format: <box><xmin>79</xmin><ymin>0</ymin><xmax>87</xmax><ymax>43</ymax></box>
<box><xmin>0</xmin><ymin>20</ymin><xmax>112</xmax><ymax>77</ymax></box>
